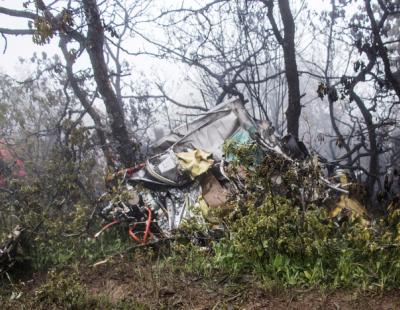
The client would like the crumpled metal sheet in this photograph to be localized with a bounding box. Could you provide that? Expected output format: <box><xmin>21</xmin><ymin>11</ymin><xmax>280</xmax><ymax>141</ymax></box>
<box><xmin>128</xmin><ymin>151</ymin><xmax>189</xmax><ymax>186</ymax></box>
<box><xmin>129</xmin><ymin>99</ymin><xmax>260</xmax><ymax>187</ymax></box>
<box><xmin>145</xmin><ymin>150</ymin><xmax>189</xmax><ymax>186</ymax></box>
<box><xmin>127</xmin><ymin>168</ymin><xmax>170</xmax><ymax>186</ymax></box>
<box><xmin>145</xmin><ymin>183</ymin><xmax>205</xmax><ymax>236</ymax></box>
<box><xmin>151</xmin><ymin>98</ymin><xmax>256</xmax><ymax>160</ymax></box>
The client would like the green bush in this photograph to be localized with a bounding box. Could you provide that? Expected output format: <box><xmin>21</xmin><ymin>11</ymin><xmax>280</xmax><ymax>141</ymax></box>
<box><xmin>0</xmin><ymin>141</ymin><xmax>135</xmax><ymax>273</ymax></box>
<box><xmin>212</xmin><ymin>193</ymin><xmax>400</xmax><ymax>289</ymax></box>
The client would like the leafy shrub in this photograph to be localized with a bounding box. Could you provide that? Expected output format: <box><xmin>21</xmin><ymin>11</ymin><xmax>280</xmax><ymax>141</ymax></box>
<box><xmin>0</xmin><ymin>140</ymin><xmax>134</xmax><ymax>273</ymax></box>
<box><xmin>210</xmin><ymin>166</ymin><xmax>400</xmax><ymax>289</ymax></box>
<box><xmin>174</xmin><ymin>141</ymin><xmax>400</xmax><ymax>290</ymax></box>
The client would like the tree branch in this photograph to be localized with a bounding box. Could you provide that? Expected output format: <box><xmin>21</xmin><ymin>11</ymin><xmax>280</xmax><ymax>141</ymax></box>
<box><xmin>0</xmin><ymin>28</ymin><xmax>35</xmax><ymax>36</ymax></box>
<box><xmin>0</xmin><ymin>6</ymin><xmax>37</xmax><ymax>19</ymax></box>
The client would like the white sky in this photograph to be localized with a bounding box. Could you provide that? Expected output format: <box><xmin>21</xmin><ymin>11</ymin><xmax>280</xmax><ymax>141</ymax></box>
<box><xmin>0</xmin><ymin>1</ymin><xmax>58</xmax><ymax>75</ymax></box>
<box><xmin>0</xmin><ymin>0</ymin><xmax>207</xmax><ymax>116</ymax></box>
<box><xmin>0</xmin><ymin>0</ymin><xmax>329</xmax><ymax>74</ymax></box>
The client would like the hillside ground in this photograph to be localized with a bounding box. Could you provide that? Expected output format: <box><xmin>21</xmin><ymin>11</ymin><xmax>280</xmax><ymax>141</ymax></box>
<box><xmin>2</xmin><ymin>249</ymin><xmax>400</xmax><ymax>310</ymax></box>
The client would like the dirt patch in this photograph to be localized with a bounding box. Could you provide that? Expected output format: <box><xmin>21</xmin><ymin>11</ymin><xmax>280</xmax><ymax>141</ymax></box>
<box><xmin>3</xmin><ymin>255</ymin><xmax>400</xmax><ymax>309</ymax></box>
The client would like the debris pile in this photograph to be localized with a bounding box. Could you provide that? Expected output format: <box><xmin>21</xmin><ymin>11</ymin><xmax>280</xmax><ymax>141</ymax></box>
<box><xmin>97</xmin><ymin>98</ymin><xmax>368</xmax><ymax>243</ymax></box>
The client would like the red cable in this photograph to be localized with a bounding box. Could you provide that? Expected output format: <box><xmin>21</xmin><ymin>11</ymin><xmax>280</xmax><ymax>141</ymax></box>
<box><xmin>103</xmin><ymin>220</ymin><xmax>120</xmax><ymax>229</ymax></box>
<box><xmin>94</xmin><ymin>220</ymin><xmax>120</xmax><ymax>238</ymax></box>
<box><xmin>96</xmin><ymin>208</ymin><xmax>153</xmax><ymax>244</ymax></box>
<box><xmin>143</xmin><ymin>207</ymin><xmax>152</xmax><ymax>244</ymax></box>
<box><xmin>128</xmin><ymin>224</ymin><xmax>141</xmax><ymax>243</ymax></box>
<box><xmin>117</xmin><ymin>163</ymin><xmax>146</xmax><ymax>177</ymax></box>
<box><xmin>128</xmin><ymin>207</ymin><xmax>152</xmax><ymax>244</ymax></box>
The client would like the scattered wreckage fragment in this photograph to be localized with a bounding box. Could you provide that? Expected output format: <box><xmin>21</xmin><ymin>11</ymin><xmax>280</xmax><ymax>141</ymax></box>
<box><xmin>96</xmin><ymin>98</ymin><xmax>368</xmax><ymax>244</ymax></box>
<box><xmin>327</xmin><ymin>169</ymin><xmax>370</xmax><ymax>226</ymax></box>
<box><xmin>0</xmin><ymin>225</ymin><xmax>25</xmax><ymax>275</ymax></box>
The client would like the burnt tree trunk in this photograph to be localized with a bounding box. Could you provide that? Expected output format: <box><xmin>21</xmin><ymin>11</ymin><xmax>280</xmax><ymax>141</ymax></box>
<box><xmin>278</xmin><ymin>0</ymin><xmax>301</xmax><ymax>138</ymax></box>
<box><xmin>350</xmin><ymin>90</ymin><xmax>379</xmax><ymax>198</ymax></box>
<box><xmin>82</xmin><ymin>0</ymin><xmax>136</xmax><ymax>167</ymax></box>
<box><xmin>348</xmin><ymin>51</ymin><xmax>380</xmax><ymax>204</ymax></box>
<box><xmin>265</xmin><ymin>0</ymin><xmax>302</xmax><ymax>138</ymax></box>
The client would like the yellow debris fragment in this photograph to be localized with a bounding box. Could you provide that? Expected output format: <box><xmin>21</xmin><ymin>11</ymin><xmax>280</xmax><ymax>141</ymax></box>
<box><xmin>176</xmin><ymin>149</ymin><xmax>214</xmax><ymax>179</ymax></box>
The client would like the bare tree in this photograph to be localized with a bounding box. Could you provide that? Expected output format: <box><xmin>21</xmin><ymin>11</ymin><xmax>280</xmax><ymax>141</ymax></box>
<box><xmin>314</xmin><ymin>0</ymin><xmax>400</xmax><ymax>204</ymax></box>
<box><xmin>134</xmin><ymin>0</ymin><xmax>308</xmax><ymax>137</ymax></box>
<box><xmin>261</xmin><ymin>0</ymin><xmax>302</xmax><ymax>137</ymax></box>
